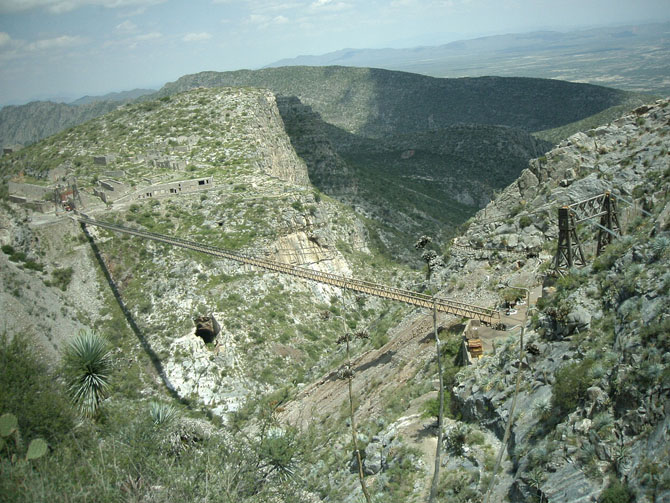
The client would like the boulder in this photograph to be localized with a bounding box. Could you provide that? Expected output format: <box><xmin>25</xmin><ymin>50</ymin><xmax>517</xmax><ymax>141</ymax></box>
<box><xmin>566</xmin><ymin>305</ymin><xmax>591</xmax><ymax>333</ymax></box>
<box><xmin>517</xmin><ymin>169</ymin><xmax>539</xmax><ymax>198</ymax></box>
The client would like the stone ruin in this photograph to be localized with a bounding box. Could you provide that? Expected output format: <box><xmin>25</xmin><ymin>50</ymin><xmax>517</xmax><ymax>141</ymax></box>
<box><xmin>194</xmin><ymin>314</ymin><xmax>221</xmax><ymax>343</ymax></box>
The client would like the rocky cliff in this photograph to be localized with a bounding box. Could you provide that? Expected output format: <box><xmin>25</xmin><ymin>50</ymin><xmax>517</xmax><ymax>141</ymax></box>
<box><xmin>439</xmin><ymin>99</ymin><xmax>670</xmax><ymax>502</ymax></box>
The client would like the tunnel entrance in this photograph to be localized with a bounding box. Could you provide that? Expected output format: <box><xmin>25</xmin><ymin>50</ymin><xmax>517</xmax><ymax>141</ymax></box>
<box><xmin>194</xmin><ymin>314</ymin><xmax>221</xmax><ymax>343</ymax></box>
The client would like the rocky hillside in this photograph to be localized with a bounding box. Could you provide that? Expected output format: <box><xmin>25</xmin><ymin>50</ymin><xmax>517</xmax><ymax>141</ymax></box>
<box><xmin>2</xmin><ymin>84</ymin><xmax>450</xmax><ymax>502</ymax></box>
<box><xmin>431</xmin><ymin>99</ymin><xmax>670</xmax><ymax>501</ymax></box>
<box><xmin>155</xmin><ymin>67</ymin><xmax>652</xmax><ymax>257</ymax></box>
<box><xmin>0</xmin><ymin>84</ymin><xmax>416</xmax><ymax>428</ymax></box>
<box><xmin>257</xmin><ymin>98</ymin><xmax>670</xmax><ymax>503</ymax></box>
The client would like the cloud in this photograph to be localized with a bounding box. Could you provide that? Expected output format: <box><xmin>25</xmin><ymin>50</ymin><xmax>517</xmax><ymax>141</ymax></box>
<box><xmin>0</xmin><ymin>0</ymin><xmax>166</xmax><ymax>14</ymax></box>
<box><xmin>102</xmin><ymin>30</ymin><xmax>160</xmax><ymax>50</ymax></box>
<box><xmin>212</xmin><ymin>0</ymin><xmax>300</xmax><ymax>11</ymax></box>
<box><xmin>115</xmin><ymin>20</ymin><xmax>137</xmax><ymax>33</ymax></box>
<box><xmin>183</xmin><ymin>32</ymin><xmax>213</xmax><ymax>42</ymax></box>
<box><xmin>0</xmin><ymin>32</ymin><xmax>10</xmax><ymax>47</ymax></box>
<box><xmin>135</xmin><ymin>31</ymin><xmax>161</xmax><ymax>41</ymax></box>
<box><xmin>26</xmin><ymin>35</ymin><xmax>86</xmax><ymax>51</ymax></box>
<box><xmin>247</xmin><ymin>13</ymin><xmax>290</xmax><ymax>29</ymax></box>
<box><xmin>309</xmin><ymin>0</ymin><xmax>349</xmax><ymax>11</ymax></box>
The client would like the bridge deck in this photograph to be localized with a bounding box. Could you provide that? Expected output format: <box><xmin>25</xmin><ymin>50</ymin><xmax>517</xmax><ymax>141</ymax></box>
<box><xmin>76</xmin><ymin>216</ymin><xmax>500</xmax><ymax>325</ymax></box>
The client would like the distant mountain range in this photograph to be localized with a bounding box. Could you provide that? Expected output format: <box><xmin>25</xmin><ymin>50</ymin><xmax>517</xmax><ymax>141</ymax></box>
<box><xmin>69</xmin><ymin>88</ymin><xmax>154</xmax><ymax>106</ymax></box>
<box><xmin>0</xmin><ymin>100</ymin><xmax>122</xmax><ymax>148</ymax></box>
<box><xmin>266</xmin><ymin>22</ymin><xmax>670</xmax><ymax>96</ymax></box>
<box><xmin>0</xmin><ymin>88</ymin><xmax>155</xmax><ymax>148</ymax></box>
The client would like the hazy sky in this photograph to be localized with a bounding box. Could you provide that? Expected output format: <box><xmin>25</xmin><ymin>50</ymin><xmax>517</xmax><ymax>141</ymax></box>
<box><xmin>1</xmin><ymin>0</ymin><xmax>669</xmax><ymax>105</ymax></box>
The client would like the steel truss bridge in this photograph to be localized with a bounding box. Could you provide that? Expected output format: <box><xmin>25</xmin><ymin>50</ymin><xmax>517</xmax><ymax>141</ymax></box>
<box><xmin>75</xmin><ymin>216</ymin><xmax>500</xmax><ymax>326</ymax></box>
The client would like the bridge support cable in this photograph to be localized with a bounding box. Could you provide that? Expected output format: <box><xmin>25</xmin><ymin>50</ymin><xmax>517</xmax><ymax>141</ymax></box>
<box><xmin>74</xmin><ymin>216</ymin><xmax>500</xmax><ymax>325</ymax></box>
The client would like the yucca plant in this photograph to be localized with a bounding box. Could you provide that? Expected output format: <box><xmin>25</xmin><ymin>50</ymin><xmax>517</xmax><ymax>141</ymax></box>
<box><xmin>63</xmin><ymin>331</ymin><xmax>112</xmax><ymax>418</ymax></box>
<box><xmin>149</xmin><ymin>401</ymin><xmax>177</xmax><ymax>426</ymax></box>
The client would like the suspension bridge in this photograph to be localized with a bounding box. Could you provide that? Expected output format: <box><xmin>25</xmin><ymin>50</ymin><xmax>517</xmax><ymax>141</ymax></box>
<box><xmin>73</xmin><ymin>215</ymin><xmax>501</xmax><ymax>326</ymax></box>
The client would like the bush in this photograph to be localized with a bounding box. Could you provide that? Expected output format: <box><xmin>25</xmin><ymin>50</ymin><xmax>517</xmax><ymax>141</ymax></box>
<box><xmin>550</xmin><ymin>359</ymin><xmax>594</xmax><ymax>420</ymax></box>
<box><xmin>149</xmin><ymin>402</ymin><xmax>178</xmax><ymax>426</ymax></box>
<box><xmin>446</xmin><ymin>425</ymin><xmax>468</xmax><ymax>455</ymax></box>
<box><xmin>51</xmin><ymin>267</ymin><xmax>74</xmax><ymax>291</ymax></box>
<box><xmin>599</xmin><ymin>478</ymin><xmax>633</xmax><ymax>503</ymax></box>
<box><xmin>23</xmin><ymin>260</ymin><xmax>43</xmax><ymax>272</ymax></box>
<box><xmin>519</xmin><ymin>215</ymin><xmax>533</xmax><ymax>228</ymax></box>
<box><xmin>0</xmin><ymin>333</ymin><xmax>75</xmax><ymax>444</ymax></box>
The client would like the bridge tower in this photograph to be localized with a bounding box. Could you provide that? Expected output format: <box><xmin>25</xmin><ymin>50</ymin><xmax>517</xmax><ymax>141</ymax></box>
<box><xmin>554</xmin><ymin>206</ymin><xmax>585</xmax><ymax>274</ymax></box>
<box><xmin>553</xmin><ymin>191</ymin><xmax>623</xmax><ymax>275</ymax></box>
<box><xmin>596</xmin><ymin>191</ymin><xmax>621</xmax><ymax>256</ymax></box>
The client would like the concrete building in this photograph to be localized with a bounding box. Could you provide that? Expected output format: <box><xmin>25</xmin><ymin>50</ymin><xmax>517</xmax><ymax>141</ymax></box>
<box><xmin>8</xmin><ymin>181</ymin><xmax>53</xmax><ymax>200</ymax></box>
<box><xmin>93</xmin><ymin>154</ymin><xmax>117</xmax><ymax>166</ymax></box>
<box><xmin>94</xmin><ymin>179</ymin><xmax>131</xmax><ymax>203</ymax></box>
<box><xmin>157</xmin><ymin>158</ymin><xmax>186</xmax><ymax>171</ymax></box>
<box><xmin>136</xmin><ymin>177</ymin><xmax>214</xmax><ymax>200</ymax></box>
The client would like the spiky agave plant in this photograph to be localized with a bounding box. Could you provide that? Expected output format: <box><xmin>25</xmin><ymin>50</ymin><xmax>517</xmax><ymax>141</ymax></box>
<box><xmin>149</xmin><ymin>401</ymin><xmax>178</xmax><ymax>426</ymax></box>
<box><xmin>63</xmin><ymin>331</ymin><xmax>112</xmax><ymax>418</ymax></box>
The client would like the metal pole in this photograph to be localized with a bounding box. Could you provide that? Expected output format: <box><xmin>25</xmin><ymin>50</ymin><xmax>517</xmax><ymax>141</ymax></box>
<box><xmin>428</xmin><ymin>300</ymin><xmax>444</xmax><ymax>503</ymax></box>
<box><xmin>484</xmin><ymin>286</ymin><xmax>529</xmax><ymax>502</ymax></box>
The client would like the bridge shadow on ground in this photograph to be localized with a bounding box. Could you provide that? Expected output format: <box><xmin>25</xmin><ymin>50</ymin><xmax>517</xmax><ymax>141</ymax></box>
<box><xmin>353</xmin><ymin>349</ymin><xmax>396</xmax><ymax>374</ymax></box>
<box><xmin>81</xmin><ymin>222</ymin><xmax>198</xmax><ymax>411</ymax></box>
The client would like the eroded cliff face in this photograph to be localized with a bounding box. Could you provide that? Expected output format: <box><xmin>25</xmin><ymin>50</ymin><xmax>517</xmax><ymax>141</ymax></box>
<box><xmin>251</xmin><ymin>92</ymin><xmax>310</xmax><ymax>186</ymax></box>
<box><xmin>442</xmin><ymin>99</ymin><xmax>670</xmax><ymax>502</ymax></box>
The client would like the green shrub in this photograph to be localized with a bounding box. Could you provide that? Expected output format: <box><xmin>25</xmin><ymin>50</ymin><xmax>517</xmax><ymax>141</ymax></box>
<box><xmin>149</xmin><ymin>402</ymin><xmax>178</xmax><ymax>426</ymax></box>
<box><xmin>1</xmin><ymin>244</ymin><xmax>14</xmax><ymax>255</ymax></box>
<box><xmin>550</xmin><ymin>359</ymin><xmax>594</xmax><ymax>420</ymax></box>
<box><xmin>0</xmin><ymin>334</ymin><xmax>74</xmax><ymax>444</ymax></box>
<box><xmin>8</xmin><ymin>251</ymin><xmax>26</xmax><ymax>262</ymax></box>
<box><xmin>519</xmin><ymin>215</ymin><xmax>533</xmax><ymax>228</ymax></box>
<box><xmin>51</xmin><ymin>267</ymin><xmax>74</xmax><ymax>291</ymax></box>
<box><xmin>599</xmin><ymin>478</ymin><xmax>633</xmax><ymax>503</ymax></box>
<box><xmin>446</xmin><ymin>425</ymin><xmax>468</xmax><ymax>455</ymax></box>
<box><xmin>23</xmin><ymin>260</ymin><xmax>43</xmax><ymax>272</ymax></box>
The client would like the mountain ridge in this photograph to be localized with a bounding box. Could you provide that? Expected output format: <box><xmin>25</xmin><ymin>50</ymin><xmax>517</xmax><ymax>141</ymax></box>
<box><xmin>266</xmin><ymin>22</ymin><xmax>670</xmax><ymax>95</ymax></box>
